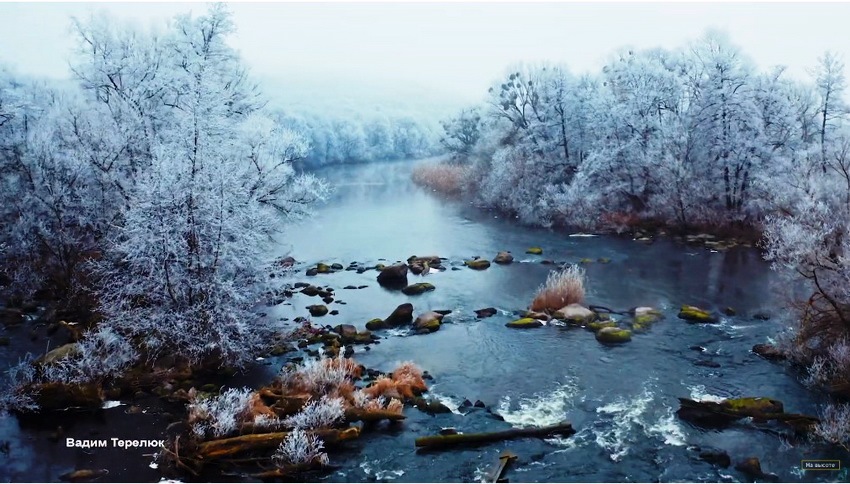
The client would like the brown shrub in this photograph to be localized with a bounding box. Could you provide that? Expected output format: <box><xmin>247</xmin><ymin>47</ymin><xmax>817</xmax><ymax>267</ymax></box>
<box><xmin>411</xmin><ymin>163</ymin><xmax>468</xmax><ymax>196</ymax></box>
<box><xmin>530</xmin><ymin>265</ymin><xmax>586</xmax><ymax>312</ymax></box>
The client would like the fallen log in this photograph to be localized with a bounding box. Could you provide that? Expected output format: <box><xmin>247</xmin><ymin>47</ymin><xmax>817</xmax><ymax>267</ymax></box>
<box><xmin>415</xmin><ymin>422</ymin><xmax>575</xmax><ymax>450</ymax></box>
<box><xmin>197</xmin><ymin>427</ymin><xmax>360</xmax><ymax>460</ymax></box>
<box><xmin>344</xmin><ymin>408</ymin><xmax>406</xmax><ymax>423</ymax></box>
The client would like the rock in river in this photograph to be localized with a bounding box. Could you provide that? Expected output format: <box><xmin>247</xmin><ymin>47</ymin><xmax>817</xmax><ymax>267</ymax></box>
<box><xmin>377</xmin><ymin>263</ymin><xmax>409</xmax><ymax>288</ymax></box>
<box><xmin>677</xmin><ymin>305</ymin><xmax>719</xmax><ymax>323</ymax></box>
<box><xmin>413</xmin><ymin>311</ymin><xmax>444</xmax><ymax>333</ymax></box>
<box><xmin>595</xmin><ymin>327</ymin><xmax>632</xmax><ymax>343</ymax></box>
<box><xmin>401</xmin><ymin>282</ymin><xmax>435</xmax><ymax>296</ymax></box>
<box><xmin>464</xmin><ymin>258</ymin><xmax>491</xmax><ymax>270</ymax></box>
<box><xmin>505</xmin><ymin>317</ymin><xmax>543</xmax><ymax>329</ymax></box>
<box><xmin>526</xmin><ymin>247</ymin><xmax>543</xmax><ymax>255</ymax></box>
<box><xmin>307</xmin><ymin>304</ymin><xmax>328</xmax><ymax>317</ymax></box>
<box><xmin>385</xmin><ymin>303</ymin><xmax>414</xmax><ymax>327</ymax></box>
<box><xmin>475</xmin><ymin>307</ymin><xmax>498</xmax><ymax>319</ymax></box>
<box><xmin>552</xmin><ymin>304</ymin><xmax>595</xmax><ymax>324</ymax></box>
<box><xmin>493</xmin><ymin>251</ymin><xmax>514</xmax><ymax>264</ymax></box>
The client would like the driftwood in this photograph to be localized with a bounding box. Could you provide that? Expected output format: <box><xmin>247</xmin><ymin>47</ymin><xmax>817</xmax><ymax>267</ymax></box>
<box><xmin>488</xmin><ymin>450</ymin><xmax>517</xmax><ymax>483</ymax></box>
<box><xmin>197</xmin><ymin>427</ymin><xmax>360</xmax><ymax>460</ymax></box>
<box><xmin>415</xmin><ymin>422</ymin><xmax>575</xmax><ymax>450</ymax></box>
<box><xmin>344</xmin><ymin>408</ymin><xmax>406</xmax><ymax>423</ymax></box>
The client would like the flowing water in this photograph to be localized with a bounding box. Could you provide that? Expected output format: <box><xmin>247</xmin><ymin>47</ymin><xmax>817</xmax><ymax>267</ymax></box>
<box><xmin>1</xmin><ymin>158</ymin><xmax>848</xmax><ymax>482</ymax></box>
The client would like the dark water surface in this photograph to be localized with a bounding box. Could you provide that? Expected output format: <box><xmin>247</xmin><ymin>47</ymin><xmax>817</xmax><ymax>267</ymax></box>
<box><xmin>2</xmin><ymin>159</ymin><xmax>848</xmax><ymax>482</ymax></box>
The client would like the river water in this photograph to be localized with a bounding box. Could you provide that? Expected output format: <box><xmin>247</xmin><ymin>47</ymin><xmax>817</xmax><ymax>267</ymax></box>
<box><xmin>2</xmin><ymin>158</ymin><xmax>848</xmax><ymax>482</ymax></box>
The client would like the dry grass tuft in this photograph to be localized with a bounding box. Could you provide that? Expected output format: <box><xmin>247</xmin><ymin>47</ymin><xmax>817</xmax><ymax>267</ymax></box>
<box><xmin>530</xmin><ymin>265</ymin><xmax>586</xmax><ymax>312</ymax></box>
<box><xmin>411</xmin><ymin>163</ymin><xmax>468</xmax><ymax>196</ymax></box>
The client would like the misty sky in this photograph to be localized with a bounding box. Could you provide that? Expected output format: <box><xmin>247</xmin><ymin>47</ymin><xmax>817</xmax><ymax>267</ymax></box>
<box><xmin>1</xmin><ymin>2</ymin><xmax>849</xmax><ymax>106</ymax></box>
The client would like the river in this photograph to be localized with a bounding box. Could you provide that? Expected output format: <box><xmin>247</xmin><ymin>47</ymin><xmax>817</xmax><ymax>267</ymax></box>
<box><xmin>1</xmin><ymin>158</ymin><xmax>847</xmax><ymax>482</ymax></box>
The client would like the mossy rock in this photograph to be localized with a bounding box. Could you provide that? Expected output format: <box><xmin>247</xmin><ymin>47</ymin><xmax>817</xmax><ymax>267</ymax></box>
<box><xmin>316</xmin><ymin>263</ymin><xmax>332</xmax><ymax>274</ymax></box>
<box><xmin>579</xmin><ymin>258</ymin><xmax>593</xmax><ymax>264</ymax></box>
<box><xmin>506</xmin><ymin>318</ymin><xmax>543</xmax><ymax>329</ymax></box>
<box><xmin>587</xmin><ymin>320</ymin><xmax>617</xmax><ymax>332</ymax></box>
<box><xmin>307</xmin><ymin>304</ymin><xmax>328</xmax><ymax>317</ymax></box>
<box><xmin>375</xmin><ymin>263</ymin><xmax>386</xmax><ymax>271</ymax></box>
<box><xmin>365</xmin><ymin>318</ymin><xmax>386</xmax><ymax>331</ymax></box>
<box><xmin>595</xmin><ymin>327</ymin><xmax>632</xmax><ymax>343</ymax></box>
<box><xmin>416</xmin><ymin>319</ymin><xmax>441</xmax><ymax>333</ymax></box>
<box><xmin>526</xmin><ymin>247</ymin><xmax>543</xmax><ymax>255</ymax></box>
<box><xmin>721</xmin><ymin>397</ymin><xmax>784</xmax><ymax>415</ymax></box>
<box><xmin>464</xmin><ymin>259</ymin><xmax>491</xmax><ymax>270</ymax></box>
<box><xmin>597</xmin><ymin>257</ymin><xmax>611</xmax><ymax>264</ymax></box>
<box><xmin>633</xmin><ymin>308</ymin><xmax>663</xmax><ymax>329</ymax></box>
<box><xmin>678</xmin><ymin>305</ymin><xmax>719</xmax><ymax>323</ymax></box>
<box><xmin>401</xmin><ymin>282</ymin><xmax>436</xmax><ymax>296</ymax></box>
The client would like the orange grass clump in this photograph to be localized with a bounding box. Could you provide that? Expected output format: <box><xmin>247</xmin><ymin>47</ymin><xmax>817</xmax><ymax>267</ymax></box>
<box><xmin>530</xmin><ymin>265</ymin><xmax>586</xmax><ymax>312</ymax></box>
<box><xmin>411</xmin><ymin>163</ymin><xmax>468</xmax><ymax>196</ymax></box>
<box><xmin>363</xmin><ymin>362</ymin><xmax>428</xmax><ymax>400</ymax></box>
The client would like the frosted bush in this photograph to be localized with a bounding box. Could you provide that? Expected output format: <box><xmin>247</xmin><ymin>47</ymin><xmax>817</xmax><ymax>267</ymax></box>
<box><xmin>278</xmin><ymin>354</ymin><xmax>358</xmax><ymax>396</ymax></box>
<box><xmin>187</xmin><ymin>387</ymin><xmax>253</xmax><ymax>438</ymax></box>
<box><xmin>273</xmin><ymin>429</ymin><xmax>329</xmax><ymax>467</ymax></box>
<box><xmin>0</xmin><ymin>356</ymin><xmax>39</xmax><ymax>414</ymax></box>
<box><xmin>284</xmin><ymin>396</ymin><xmax>344</xmax><ymax>429</ymax></box>
<box><xmin>41</xmin><ymin>327</ymin><xmax>138</xmax><ymax>384</ymax></box>
<box><xmin>814</xmin><ymin>403</ymin><xmax>850</xmax><ymax>449</ymax></box>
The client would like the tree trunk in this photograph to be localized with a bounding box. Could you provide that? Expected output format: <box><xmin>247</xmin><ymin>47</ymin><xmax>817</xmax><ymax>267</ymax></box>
<box><xmin>414</xmin><ymin>422</ymin><xmax>575</xmax><ymax>450</ymax></box>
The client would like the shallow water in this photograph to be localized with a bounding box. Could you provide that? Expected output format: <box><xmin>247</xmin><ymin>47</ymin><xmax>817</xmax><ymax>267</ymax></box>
<box><xmin>1</xmin><ymin>158</ymin><xmax>848</xmax><ymax>482</ymax></box>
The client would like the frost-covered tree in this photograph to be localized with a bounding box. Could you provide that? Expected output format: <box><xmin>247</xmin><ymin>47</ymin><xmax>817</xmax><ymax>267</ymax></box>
<box><xmin>90</xmin><ymin>5</ymin><xmax>328</xmax><ymax>366</ymax></box>
<box><xmin>440</xmin><ymin>107</ymin><xmax>481</xmax><ymax>161</ymax></box>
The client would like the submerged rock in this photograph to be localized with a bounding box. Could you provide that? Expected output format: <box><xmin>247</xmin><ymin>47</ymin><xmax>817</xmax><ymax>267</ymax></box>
<box><xmin>595</xmin><ymin>327</ymin><xmax>632</xmax><ymax>343</ymax></box>
<box><xmin>464</xmin><ymin>258</ymin><xmax>491</xmax><ymax>270</ymax></box>
<box><xmin>505</xmin><ymin>318</ymin><xmax>543</xmax><ymax>329</ymax></box>
<box><xmin>698</xmin><ymin>448</ymin><xmax>731</xmax><ymax>468</ymax></box>
<box><xmin>475</xmin><ymin>307</ymin><xmax>498</xmax><ymax>319</ymax></box>
<box><xmin>401</xmin><ymin>282</ymin><xmax>436</xmax><ymax>296</ymax></box>
<box><xmin>678</xmin><ymin>305</ymin><xmax>719</xmax><ymax>323</ymax></box>
<box><xmin>526</xmin><ymin>247</ymin><xmax>543</xmax><ymax>255</ymax></box>
<box><xmin>493</xmin><ymin>251</ymin><xmax>514</xmax><ymax>264</ymax></box>
<box><xmin>632</xmin><ymin>307</ymin><xmax>663</xmax><ymax>330</ymax></box>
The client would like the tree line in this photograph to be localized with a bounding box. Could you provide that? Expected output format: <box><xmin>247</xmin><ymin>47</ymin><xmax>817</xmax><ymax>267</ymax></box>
<box><xmin>435</xmin><ymin>32</ymin><xmax>850</xmax><ymax>404</ymax></box>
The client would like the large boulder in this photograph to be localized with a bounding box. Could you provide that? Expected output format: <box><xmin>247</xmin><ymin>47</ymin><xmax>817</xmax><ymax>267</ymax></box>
<box><xmin>333</xmin><ymin>324</ymin><xmax>358</xmax><ymax>342</ymax></box>
<box><xmin>413</xmin><ymin>311</ymin><xmax>444</xmax><ymax>333</ymax></box>
<box><xmin>385</xmin><ymin>303</ymin><xmax>414</xmax><ymax>327</ymax></box>
<box><xmin>401</xmin><ymin>282</ymin><xmax>435</xmax><ymax>296</ymax></box>
<box><xmin>595</xmin><ymin>327</ymin><xmax>632</xmax><ymax>343</ymax></box>
<box><xmin>464</xmin><ymin>259</ymin><xmax>491</xmax><ymax>270</ymax></box>
<box><xmin>678</xmin><ymin>305</ymin><xmax>719</xmax><ymax>323</ymax></box>
<box><xmin>493</xmin><ymin>251</ymin><xmax>514</xmax><ymax>264</ymax></box>
<box><xmin>552</xmin><ymin>304</ymin><xmax>595</xmax><ymax>324</ymax></box>
<box><xmin>377</xmin><ymin>264</ymin><xmax>409</xmax><ymax>288</ymax></box>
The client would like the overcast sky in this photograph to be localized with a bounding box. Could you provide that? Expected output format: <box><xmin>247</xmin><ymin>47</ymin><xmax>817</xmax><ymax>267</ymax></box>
<box><xmin>0</xmin><ymin>2</ymin><xmax>849</xmax><ymax>107</ymax></box>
